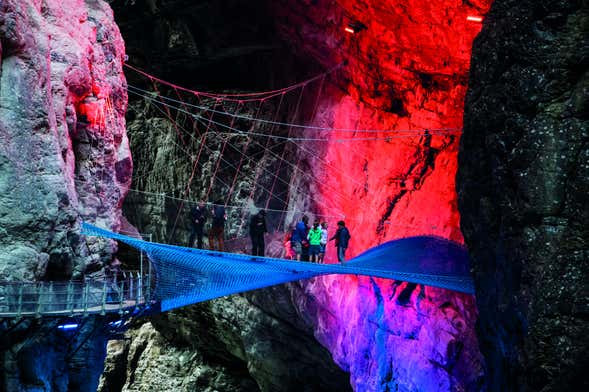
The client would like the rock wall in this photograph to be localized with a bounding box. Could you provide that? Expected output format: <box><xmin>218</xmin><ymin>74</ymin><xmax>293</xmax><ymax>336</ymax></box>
<box><xmin>102</xmin><ymin>0</ymin><xmax>504</xmax><ymax>391</ymax></box>
<box><xmin>0</xmin><ymin>0</ymin><xmax>131</xmax><ymax>280</ymax></box>
<box><xmin>457</xmin><ymin>0</ymin><xmax>588</xmax><ymax>390</ymax></box>
<box><xmin>273</xmin><ymin>0</ymin><xmax>493</xmax><ymax>390</ymax></box>
<box><xmin>100</xmin><ymin>285</ymin><xmax>351</xmax><ymax>392</ymax></box>
<box><xmin>102</xmin><ymin>2</ymin><xmax>350</xmax><ymax>391</ymax></box>
<box><xmin>0</xmin><ymin>0</ymin><xmax>130</xmax><ymax>390</ymax></box>
<box><xmin>1</xmin><ymin>317</ymin><xmax>110</xmax><ymax>392</ymax></box>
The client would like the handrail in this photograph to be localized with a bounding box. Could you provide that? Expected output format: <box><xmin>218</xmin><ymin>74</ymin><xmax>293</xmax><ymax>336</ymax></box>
<box><xmin>0</xmin><ymin>272</ymin><xmax>152</xmax><ymax>318</ymax></box>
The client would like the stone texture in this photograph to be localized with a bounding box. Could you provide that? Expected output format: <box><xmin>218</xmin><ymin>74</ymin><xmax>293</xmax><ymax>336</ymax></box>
<box><xmin>272</xmin><ymin>1</ymin><xmax>493</xmax><ymax>390</ymax></box>
<box><xmin>0</xmin><ymin>0</ymin><xmax>131</xmax><ymax>280</ymax></box>
<box><xmin>457</xmin><ymin>0</ymin><xmax>589</xmax><ymax>390</ymax></box>
<box><xmin>100</xmin><ymin>285</ymin><xmax>351</xmax><ymax>392</ymax></box>
<box><xmin>0</xmin><ymin>0</ymin><xmax>130</xmax><ymax>390</ymax></box>
<box><xmin>99</xmin><ymin>322</ymin><xmax>260</xmax><ymax>392</ymax></box>
<box><xmin>0</xmin><ymin>316</ymin><xmax>110</xmax><ymax>392</ymax></box>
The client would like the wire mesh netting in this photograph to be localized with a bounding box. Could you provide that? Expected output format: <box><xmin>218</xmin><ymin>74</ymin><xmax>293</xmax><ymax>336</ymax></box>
<box><xmin>82</xmin><ymin>223</ymin><xmax>474</xmax><ymax>312</ymax></box>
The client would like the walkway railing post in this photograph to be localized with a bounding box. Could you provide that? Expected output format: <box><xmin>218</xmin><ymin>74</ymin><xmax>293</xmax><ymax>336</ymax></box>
<box><xmin>140</xmin><ymin>245</ymin><xmax>144</xmax><ymax>292</ymax></box>
<box><xmin>147</xmin><ymin>233</ymin><xmax>152</xmax><ymax>304</ymax></box>
<box><xmin>138</xmin><ymin>269</ymin><xmax>143</xmax><ymax>302</ymax></box>
<box><xmin>67</xmin><ymin>281</ymin><xmax>74</xmax><ymax>315</ymax></box>
<box><xmin>146</xmin><ymin>269</ymin><xmax>151</xmax><ymax>304</ymax></box>
<box><xmin>135</xmin><ymin>274</ymin><xmax>140</xmax><ymax>306</ymax></box>
<box><xmin>16</xmin><ymin>285</ymin><xmax>23</xmax><ymax>319</ymax></box>
<box><xmin>82</xmin><ymin>279</ymin><xmax>89</xmax><ymax>317</ymax></box>
<box><xmin>48</xmin><ymin>282</ymin><xmax>53</xmax><ymax>312</ymax></box>
<box><xmin>101</xmin><ymin>277</ymin><xmax>107</xmax><ymax>316</ymax></box>
<box><xmin>118</xmin><ymin>280</ymin><xmax>124</xmax><ymax>315</ymax></box>
<box><xmin>35</xmin><ymin>283</ymin><xmax>43</xmax><ymax>318</ymax></box>
<box><xmin>129</xmin><ymin>274</ymin><xmax>134</xmax><ymax>304</ymax></box>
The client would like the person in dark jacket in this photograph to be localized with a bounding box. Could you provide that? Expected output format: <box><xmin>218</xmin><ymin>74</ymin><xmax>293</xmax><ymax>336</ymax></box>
<box><xmin>290</xmin><ymin>215</ymin><xmax>309</xmax><ymax>261</ymax></box>
<box><xmin>329</xmin><ymin>220</ymin><xmax>351</xmax><ymax>263</ymax></box>
<box><xmin>210</xmin><ymin>201</ymin><xmax>226</xmax><ymax>252</ymax></box>
<box><xmin>188</xmin><ymin>202</ymin><xmax>207</xmax><ymax>249</ymax></box>
<box><xmin>249</xmin><ymin>210</ymin><xmax>268</xmax><ymax>256</ymax></box>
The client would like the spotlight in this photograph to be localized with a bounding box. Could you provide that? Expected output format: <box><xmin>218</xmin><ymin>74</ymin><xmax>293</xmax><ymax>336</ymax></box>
<box><xmin>57</xmin><ymin>323</ymin><xmax>80</xmax><ymax>331</ymax></box>
<box><xmin>466</xmin><ymin>15</ymin><xmax>483</xmax><ymax>23</ymax></box>
<box><xmin>109</xmin><ymin>320</ymin><xmax>123</xmax><ymax>328</ymax></box>
<box><xmin>344</xmin><ymin>21</ymin><xmax>367</xmax><ymax>34</ymax></box>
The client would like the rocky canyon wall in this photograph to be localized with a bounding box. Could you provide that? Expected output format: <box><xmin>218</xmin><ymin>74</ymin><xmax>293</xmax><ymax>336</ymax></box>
<box><xmin>0</xmin><ymin>0</ymin><xmax>130</xmax><ymax>281</ymax></box>
<box><xmin>458</xmin><ymin>0</ymin><xmax>588</xmax><ymax>390</ymax></box>
<box><xmin>0</xmin><ymin>0</ymin><xmax>130</xmax><ymax>390</ymax></box>
<box><xmin>272</xmin><ymin>0</ymin><xmax>493</xmax><ymax>390</ymax></box>
<box><xmin>103</xmin><ymin>0</ymin><xmax>497</xmax><ymax>391</ymax></box>
<box><xmin>1</xmin><ymin>0</ymin><xmax>585</xmax><ymax>390</ymax></box>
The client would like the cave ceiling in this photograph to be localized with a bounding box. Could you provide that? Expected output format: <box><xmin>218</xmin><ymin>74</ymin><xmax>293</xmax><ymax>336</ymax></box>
<box><xmin>110</xmin><ymin>0</ymin><xmax>492</xmax><ymax>110</ymax></box>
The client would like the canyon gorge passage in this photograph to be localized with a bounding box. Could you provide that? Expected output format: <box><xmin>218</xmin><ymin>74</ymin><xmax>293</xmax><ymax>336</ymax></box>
<box><xmin>0</xmin><ymin>1</ymin><xmax>587</xmax><ymax>392</ymax></box>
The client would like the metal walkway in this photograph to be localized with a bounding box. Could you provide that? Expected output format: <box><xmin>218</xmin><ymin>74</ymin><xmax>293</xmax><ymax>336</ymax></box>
<box><xmin>0</xmin><ymin>272</ymin><xmax>150</xmax><ymax>319</ymax></box>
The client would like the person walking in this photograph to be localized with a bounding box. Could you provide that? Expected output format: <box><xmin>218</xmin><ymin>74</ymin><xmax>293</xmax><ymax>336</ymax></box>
<box><xmin>283</xmin><ymin>228</ymin><xmax>295</xmax><ymax>259</ymax></box>
<box><xmin>249</xmin><ymin>210</ymin><xmax>268</xmax><ymax>256</ymax></box>
<box><xmin>318</xmin><ymin>221</ymin><xmax>328</xmax><ymax>263</ymax></box>
<box><xmin>188</xmin><ymin>201</ymin><xmax>207</xmax><ymax>249</ymax></box>
<box><xmin>307</xmin><ymin>221</ymin><xmax>322</xmax><ymax>263</ymax></box>
<box><xmin>290</xmin><ymin>215</ymin><xmax>309</xmax><ymax>261</ymax></box>
<box><xmin>330</xmin><ymin>220</ymin><xmax>351</xmax><ymax>263</ymax></box>
<box><xmin>210</xmin><ymin>202</ymin><xmax>227</xmax><ymax>252</ymax></box>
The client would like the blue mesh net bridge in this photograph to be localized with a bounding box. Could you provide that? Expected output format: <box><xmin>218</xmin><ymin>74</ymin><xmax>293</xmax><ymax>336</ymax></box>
<box><xmin>82</xmin><ymin>223</ymin><xmax>474</xmax><ymax>312</ymax></box>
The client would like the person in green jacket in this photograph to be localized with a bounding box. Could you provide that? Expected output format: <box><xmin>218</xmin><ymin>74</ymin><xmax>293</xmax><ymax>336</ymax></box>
<box><xmin>307</xmin><ymin>221</ymin><xmax>322</xmax><ymax>263</ymax></box>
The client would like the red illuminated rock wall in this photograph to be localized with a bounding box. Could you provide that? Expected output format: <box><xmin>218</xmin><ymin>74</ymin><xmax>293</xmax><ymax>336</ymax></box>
<box><xmin>272</xmin><ymin>0</ymin><xmax>493</xmax><ymax>389</ymax></box>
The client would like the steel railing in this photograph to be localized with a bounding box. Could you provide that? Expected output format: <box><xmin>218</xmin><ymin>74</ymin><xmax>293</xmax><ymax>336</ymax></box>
<box><xmin>0</xmin><ymin>271</ymin><xmax>152</xmax><ymax>318</ymax></box>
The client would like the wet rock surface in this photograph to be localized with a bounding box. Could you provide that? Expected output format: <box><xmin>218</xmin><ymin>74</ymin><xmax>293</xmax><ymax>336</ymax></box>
<box><xmin>2</xmin><ymin>0</ymin><xmax>585</xmax><ymax>390</ymax></box>
<box><xmin>458</xmin><ymin>0</ymin><xmax>589</xmax><ymax>390</ymax></box>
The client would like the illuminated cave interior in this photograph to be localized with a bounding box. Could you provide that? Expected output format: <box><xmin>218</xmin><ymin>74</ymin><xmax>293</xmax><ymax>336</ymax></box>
<box><xmin>0</xmin><ymin>0</ymin><xmax>585</xmax><ymax>390</ymax></box>
<box><xmin>110</xmin><ymin>0</ymin><xmax>495</xmax><ymax>390</ymax></box>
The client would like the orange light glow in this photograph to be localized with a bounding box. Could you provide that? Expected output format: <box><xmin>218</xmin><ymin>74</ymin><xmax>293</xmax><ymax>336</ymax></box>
<box><xmin>466</xmin><ymin>15</ymin><xmax>483</xmax><ymax>22</ymax></box>
<box><xmin>344</xmin><ymin>26</ymin><xmax>355</xmax><ymax>34</ymax></box>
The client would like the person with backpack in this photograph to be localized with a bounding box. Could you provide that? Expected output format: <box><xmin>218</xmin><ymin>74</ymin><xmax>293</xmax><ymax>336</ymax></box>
<box><xmin>307</xmin><ymin>220</ymin><xmax>322</xmax><ymax>262</ymax></box>
<box><xmin>329</xmin><ymin>220</ymin><xmax>351</xmax><ymax>263</ymax></box>
<box><xmin>290</xmin><ymin>215</ymin><xmax>309</xmax><ymax>261</ymax></box>
<box><xmin>210</xmin><ymin>201</ymin><xmax>227</xmax><ymax>252</ymax></box>
<box><xmin>249</xmin><ymin>210</ymin><xmax>268</xmax><ymax>256</ymax></box>
<box><xmin>188</xmin><ymin>201</ymin><xmax>207</xmax><ymax>249</ymax></box>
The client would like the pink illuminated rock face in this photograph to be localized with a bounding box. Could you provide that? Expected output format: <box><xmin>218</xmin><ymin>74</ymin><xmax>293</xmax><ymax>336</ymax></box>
<box><xmin>272</xmin><ymin>0</ymin><xmax>492</xmax><ymax>389</ymax></box>
<box><xmin>0</xmin><ymin>0</ymin><xmax>130</xmax><ymax>279</ymax></box>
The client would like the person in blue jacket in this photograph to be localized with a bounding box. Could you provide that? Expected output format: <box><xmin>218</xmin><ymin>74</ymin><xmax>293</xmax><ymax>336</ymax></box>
<box><xmin>330</xmin><ymin>220</ymin><xmax>351</xmax><ymax>263</ymax></box>
<box><xmin>290</xmin><ymin>215</ymin><xmax>309</xmax><ymax>261</ymax></box>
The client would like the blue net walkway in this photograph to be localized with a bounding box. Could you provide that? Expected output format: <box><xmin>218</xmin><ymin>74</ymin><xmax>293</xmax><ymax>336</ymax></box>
<box><xmin>81</xmin><ymin>223</ymin><xmax>474</xmax><ymax>312</ymax></box>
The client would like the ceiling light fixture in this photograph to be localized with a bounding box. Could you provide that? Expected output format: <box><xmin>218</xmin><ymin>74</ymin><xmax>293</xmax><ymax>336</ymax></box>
<box><xmin>466</xmin><ymin>15</ymin><xmax>484</xmax><ymax>22</ymax></box>
<box><xmin>344</xmin><ymin>21</ymin><xmax>367</xmax><ymax>34</ymax></box>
